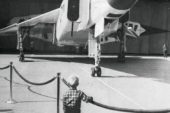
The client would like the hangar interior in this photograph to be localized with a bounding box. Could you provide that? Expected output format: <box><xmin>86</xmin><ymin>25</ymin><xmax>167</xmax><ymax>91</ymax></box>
<box><xmin>0</xmin><ymin>0</ymin><xmax>170</xmax><ymax>55</ymax></box>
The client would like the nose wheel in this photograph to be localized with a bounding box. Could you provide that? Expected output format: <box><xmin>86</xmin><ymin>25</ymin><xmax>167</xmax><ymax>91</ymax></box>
<box><xmin>88</xmin><ymin>28</ymin><xmax>102</xmax><ymax>77</ymax></box>
<box><xmin>91</xmin><ymin>66</ymin><xmax>101</xmax><ymax>77</ymax></box>
<box><xmin>19</xmin><ymin>52</ymin><xmax>24</xmax><ymax>62</ymax></box>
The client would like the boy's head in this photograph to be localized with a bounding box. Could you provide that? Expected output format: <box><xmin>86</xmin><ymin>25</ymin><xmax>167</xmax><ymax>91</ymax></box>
<box><xmin>67</xmin><ymin>75</ymin><xmax>79</xmax><ymax>88</ymax></box>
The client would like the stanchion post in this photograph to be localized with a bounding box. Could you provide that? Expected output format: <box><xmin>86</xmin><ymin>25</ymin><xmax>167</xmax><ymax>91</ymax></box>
<box><xmin>57</xmin><ymin>73</ymin><xmax>60</xmax><ymax>113</ymax></box>
<box><xmin>6</xmin><ymin>62</ymin><xmax>16</xmax><ymax>104</ymax></box>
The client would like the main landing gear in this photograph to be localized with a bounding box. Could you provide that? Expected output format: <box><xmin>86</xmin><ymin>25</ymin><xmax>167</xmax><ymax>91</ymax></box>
<box><xmin>91</xmin><ymin>42</ymin><xmax>101</xmax><ymax>77</ymax></box>
<box><xmin>17</xmin><ymin>30</ymin><xmax>25</xmax><ymax>62</ymax></box>
<box><xmin>17</xmin><ymin>27</ymin><xmax>30</xmax><ymax>62</ymax></box>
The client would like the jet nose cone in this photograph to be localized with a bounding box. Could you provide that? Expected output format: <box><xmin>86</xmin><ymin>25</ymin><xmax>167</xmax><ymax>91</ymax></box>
<box><xmin>107</xmin><ymin>0</ymin><xmax>138</xmax><ymax>10</ymax></box>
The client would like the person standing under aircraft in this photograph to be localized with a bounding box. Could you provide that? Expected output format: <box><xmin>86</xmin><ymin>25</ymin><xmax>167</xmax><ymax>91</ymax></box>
<box><xmin>163</xmin><ymin>43</ymin><xmax>168</xmax><ymax>58</ymax></box>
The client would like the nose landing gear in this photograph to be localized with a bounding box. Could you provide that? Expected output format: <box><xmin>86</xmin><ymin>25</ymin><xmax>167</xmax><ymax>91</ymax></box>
<box><xmin>88</xmin><ymin>29</ymin><xmax>102</xmax><ymax>77</ymax></box>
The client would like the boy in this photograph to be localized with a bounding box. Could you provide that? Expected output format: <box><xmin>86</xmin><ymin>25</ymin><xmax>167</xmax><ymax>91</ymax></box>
<box><xmin>62</xmin><ymin>75</ymin><xmax>93</xmax><ymax>113</ymax></box>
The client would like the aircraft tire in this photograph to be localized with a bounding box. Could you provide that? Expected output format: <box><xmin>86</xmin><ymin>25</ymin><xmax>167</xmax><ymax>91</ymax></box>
<box><xmin>19</xmin><ymin>53</ymin><xmax>24</xmax><ymax>62</ymax></box>
<box><xmin>96</xmin><ymin>66</ymin><xmax>101</xmax><ymax>77</ymax></box>
<box><xmin>91</xmin><ymin>67</ymin><xmax>95</xmax><ymax>77</ymax></box>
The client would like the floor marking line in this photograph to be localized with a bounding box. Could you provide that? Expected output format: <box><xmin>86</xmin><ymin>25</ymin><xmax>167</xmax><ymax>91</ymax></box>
<box><xmin>96</xmin><ymin>78</ymin><xmax>144</xmax><ymax>109</ymax></box>
<box><xmin>70</xmin><ymin>62</ymin><xmax>145</xmax><ymax>109</ymax></box>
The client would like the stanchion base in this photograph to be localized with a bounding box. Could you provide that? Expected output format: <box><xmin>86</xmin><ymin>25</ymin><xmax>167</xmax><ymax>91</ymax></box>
<box><xmin>6</xmin><ymin>99</ymin><xmax>17</xmax><ymax>104</ymax></box>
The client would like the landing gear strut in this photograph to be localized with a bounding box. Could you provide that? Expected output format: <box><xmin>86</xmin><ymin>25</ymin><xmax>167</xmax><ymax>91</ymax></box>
<box><xmin>88</xmin><ymin>29</ymin><xmax>102</xmax><ymax>77</ymax></box>
<box><xmin>117</xmin><ymin>41</ymin><xmax>126</xmax><ymax>63</ymax></box>
<box><xmin>117</xmin><ymin>24</ymin><xmax>126</xmax><ymax>63</ymax></box>
<box><xmin>17</xmin><ymin>30</ymin><xmax>24</xmax><ymax>62</ymax></box>
<box><xmin>19</xmin><ymin>50</ymin><xmax>24</xmax><ymax>62</ymax></box>
<box><xmin>17</xmin><ymin>27</ymin><xmax>30</xmax><ymax>62</ymax></box>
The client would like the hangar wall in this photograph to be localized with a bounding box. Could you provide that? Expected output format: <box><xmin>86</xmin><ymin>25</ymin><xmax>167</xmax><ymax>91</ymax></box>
<box><xmin>102</xmin><ymin>0</ymin><xmax>170</xmax><ymax>55</ymax></box>
<box><xmin>128</xmin><ymin>0</ymin><xmax>170</xmax><ymax>55</ymax></box>
<box><xmin>0</xmin><ymin>0</ymin><xmax>61</xmax><ymax>28</ymax></box>
<box><xmin>0</xmin><ymin>0</ymin><xmax>62</xmax><ymax>53</ymax></box>
<box><xmin>0</xmin><ymin>0</ymin><xmax>170</xmax><ymax>55</ymax></box>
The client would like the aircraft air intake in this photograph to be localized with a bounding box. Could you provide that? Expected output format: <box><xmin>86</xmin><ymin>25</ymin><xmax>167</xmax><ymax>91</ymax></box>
<box><xmin>67</xmin><ymin>0</ymin><xmax>80</xmax><ymax>37</ymax></box>
<box><xmin>107</xmin><ymin>0</ymin><xmax>138</xmax><ymax>10</ymax></box>
<box><xmin>67</xmin><ymin>0</ymin><xmax>80</xmax><ymax>21</ymax></box>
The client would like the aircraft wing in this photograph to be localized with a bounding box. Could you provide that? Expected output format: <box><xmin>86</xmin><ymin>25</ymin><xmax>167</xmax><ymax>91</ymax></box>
<box><xmin>0</xmin><ymin>23</ymin><xmax>18</xmax><ymax>35</ymax></box>
<box><xmin>0</xmin><ymin>9</ymin><xmax>60</xmax><ymax>36</ymax></box>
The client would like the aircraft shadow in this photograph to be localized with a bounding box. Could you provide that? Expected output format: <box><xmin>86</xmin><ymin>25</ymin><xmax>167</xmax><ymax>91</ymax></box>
<box><xmin>17</xmin><ymin>100</ymin><xmax>56</xmax><ymax>104</ymax></box>
<box><xmin>25</xmin><ymin>56</ymin><xmax>94</xmax><ymax>64</ymax></box>
<box><xmin>25</xmin><ymin>56</ymin><xmax>170</xmax><ymax>84</ymax></box>
<box><xmin>0</xmin><ymin>109</ymin><xmax>13</xmax><ymax>112</ymax></box>
<box><xmin>98</xmin><ymin>75</ymin><xmax>141</xmax><ymax>78</ymax></box>
<box><xmin>99</xmin><ymin>57</ymin><xmax>170</xmax><ymax>84</ymax></box>
<box><xmin>22</xmin><ymin>59</ymin><xmax>37</xmax><ymax>62</ymax></box>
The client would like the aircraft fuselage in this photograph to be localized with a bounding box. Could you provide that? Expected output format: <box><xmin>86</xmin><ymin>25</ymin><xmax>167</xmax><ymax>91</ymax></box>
<box><xmin>56</xmin><ymin>0</ymin><xmax>138</xmax><ymax>46</ymax></box>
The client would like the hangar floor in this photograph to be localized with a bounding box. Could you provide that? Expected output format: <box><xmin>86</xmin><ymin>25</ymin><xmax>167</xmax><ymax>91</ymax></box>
<box><xmin>0</xmin><ymin>54</ymin><xmax>170</xmax><ymax>113</ymax></box>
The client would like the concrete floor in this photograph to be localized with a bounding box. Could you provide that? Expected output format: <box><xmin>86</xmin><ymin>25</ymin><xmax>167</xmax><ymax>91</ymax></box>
<box><xmin>0</xmin><ymin>54</ymin><xmax>170</xmax><ymax>113</ymax></box>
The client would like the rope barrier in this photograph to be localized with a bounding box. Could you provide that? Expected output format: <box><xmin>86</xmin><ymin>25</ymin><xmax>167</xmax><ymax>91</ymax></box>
<box><xmin>13</xmin><ymin>66</ymin><xmax>57</xmax><ymax>86</ymax></box>
<box><xmin>90</xmin><ymin>101</ymin><xmax>170</xmax><ymax>113</ymax></box>
<box><xmin>6</xmin><ymin>61</ymin><xmax>16</xmax><ymax>104</ymax></box>
<box><xmin>4</xmin><ymin>62</ymin><xmax>170</xmax><ymax>113</ymax></box>
<box><xmin>62</xmin><ymin>78</ymin><xmax>170</xmax><ymax>113</ymax></box>
<box><xmin>57</xmin><ymin>73</ymin><xmax>60</xmax><ymax>113</ymax></box>
<box><xmin>1</xmin><ymin>76</ymin><xmax>57</xmax><ymax>100</ymax></box>
<box><xmin>0</xmin><ymin>65</ymin><xmax>10</xmax><ymax>70</ymax></box>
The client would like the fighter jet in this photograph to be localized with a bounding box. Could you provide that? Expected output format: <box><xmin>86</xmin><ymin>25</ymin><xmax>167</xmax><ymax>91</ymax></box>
<box><xmin>0</xmin><ymin>0</ymin><xmax>144</xmax><ymax>77</ymax></box>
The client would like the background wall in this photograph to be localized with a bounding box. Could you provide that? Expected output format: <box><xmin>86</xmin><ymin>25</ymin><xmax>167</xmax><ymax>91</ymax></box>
<box><xmin>0</xmin><ymin>0</ymin><xmax>62</xmax><ymax>53</ymax></box>
<box><xmin>102</xmin><ymin>0</ymin><xmax>170</xmax><ymax>55</ymax></box>
<box><xmin>0</xmin><ymin>0</ymin><xmax>61</xmax><ymax>28</ymax></box>
<box><xmin>129</xmin><ymin>0</ymin><xmax>170</xmax><ymax>55</ymax></box>
<box><xmin>0</xmin><ymin>0</ymin><xmax>170</xmax><ymax>55</ymax></box>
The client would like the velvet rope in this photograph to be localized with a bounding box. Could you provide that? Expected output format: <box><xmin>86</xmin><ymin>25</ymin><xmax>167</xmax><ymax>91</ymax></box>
<box><xmin>0</xmin><ymin>65</ymin><xmax>10</xmax><ymax>70</ymax></box>
<box><xmin>13</xmin><ymin>66</ymin><xmax>57</xmax><ymax>86</ymax></box>
<box><xmin>62</xmin><ymin>78</ymin><xmax>170</xmax><ymax>113</ymax></box>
